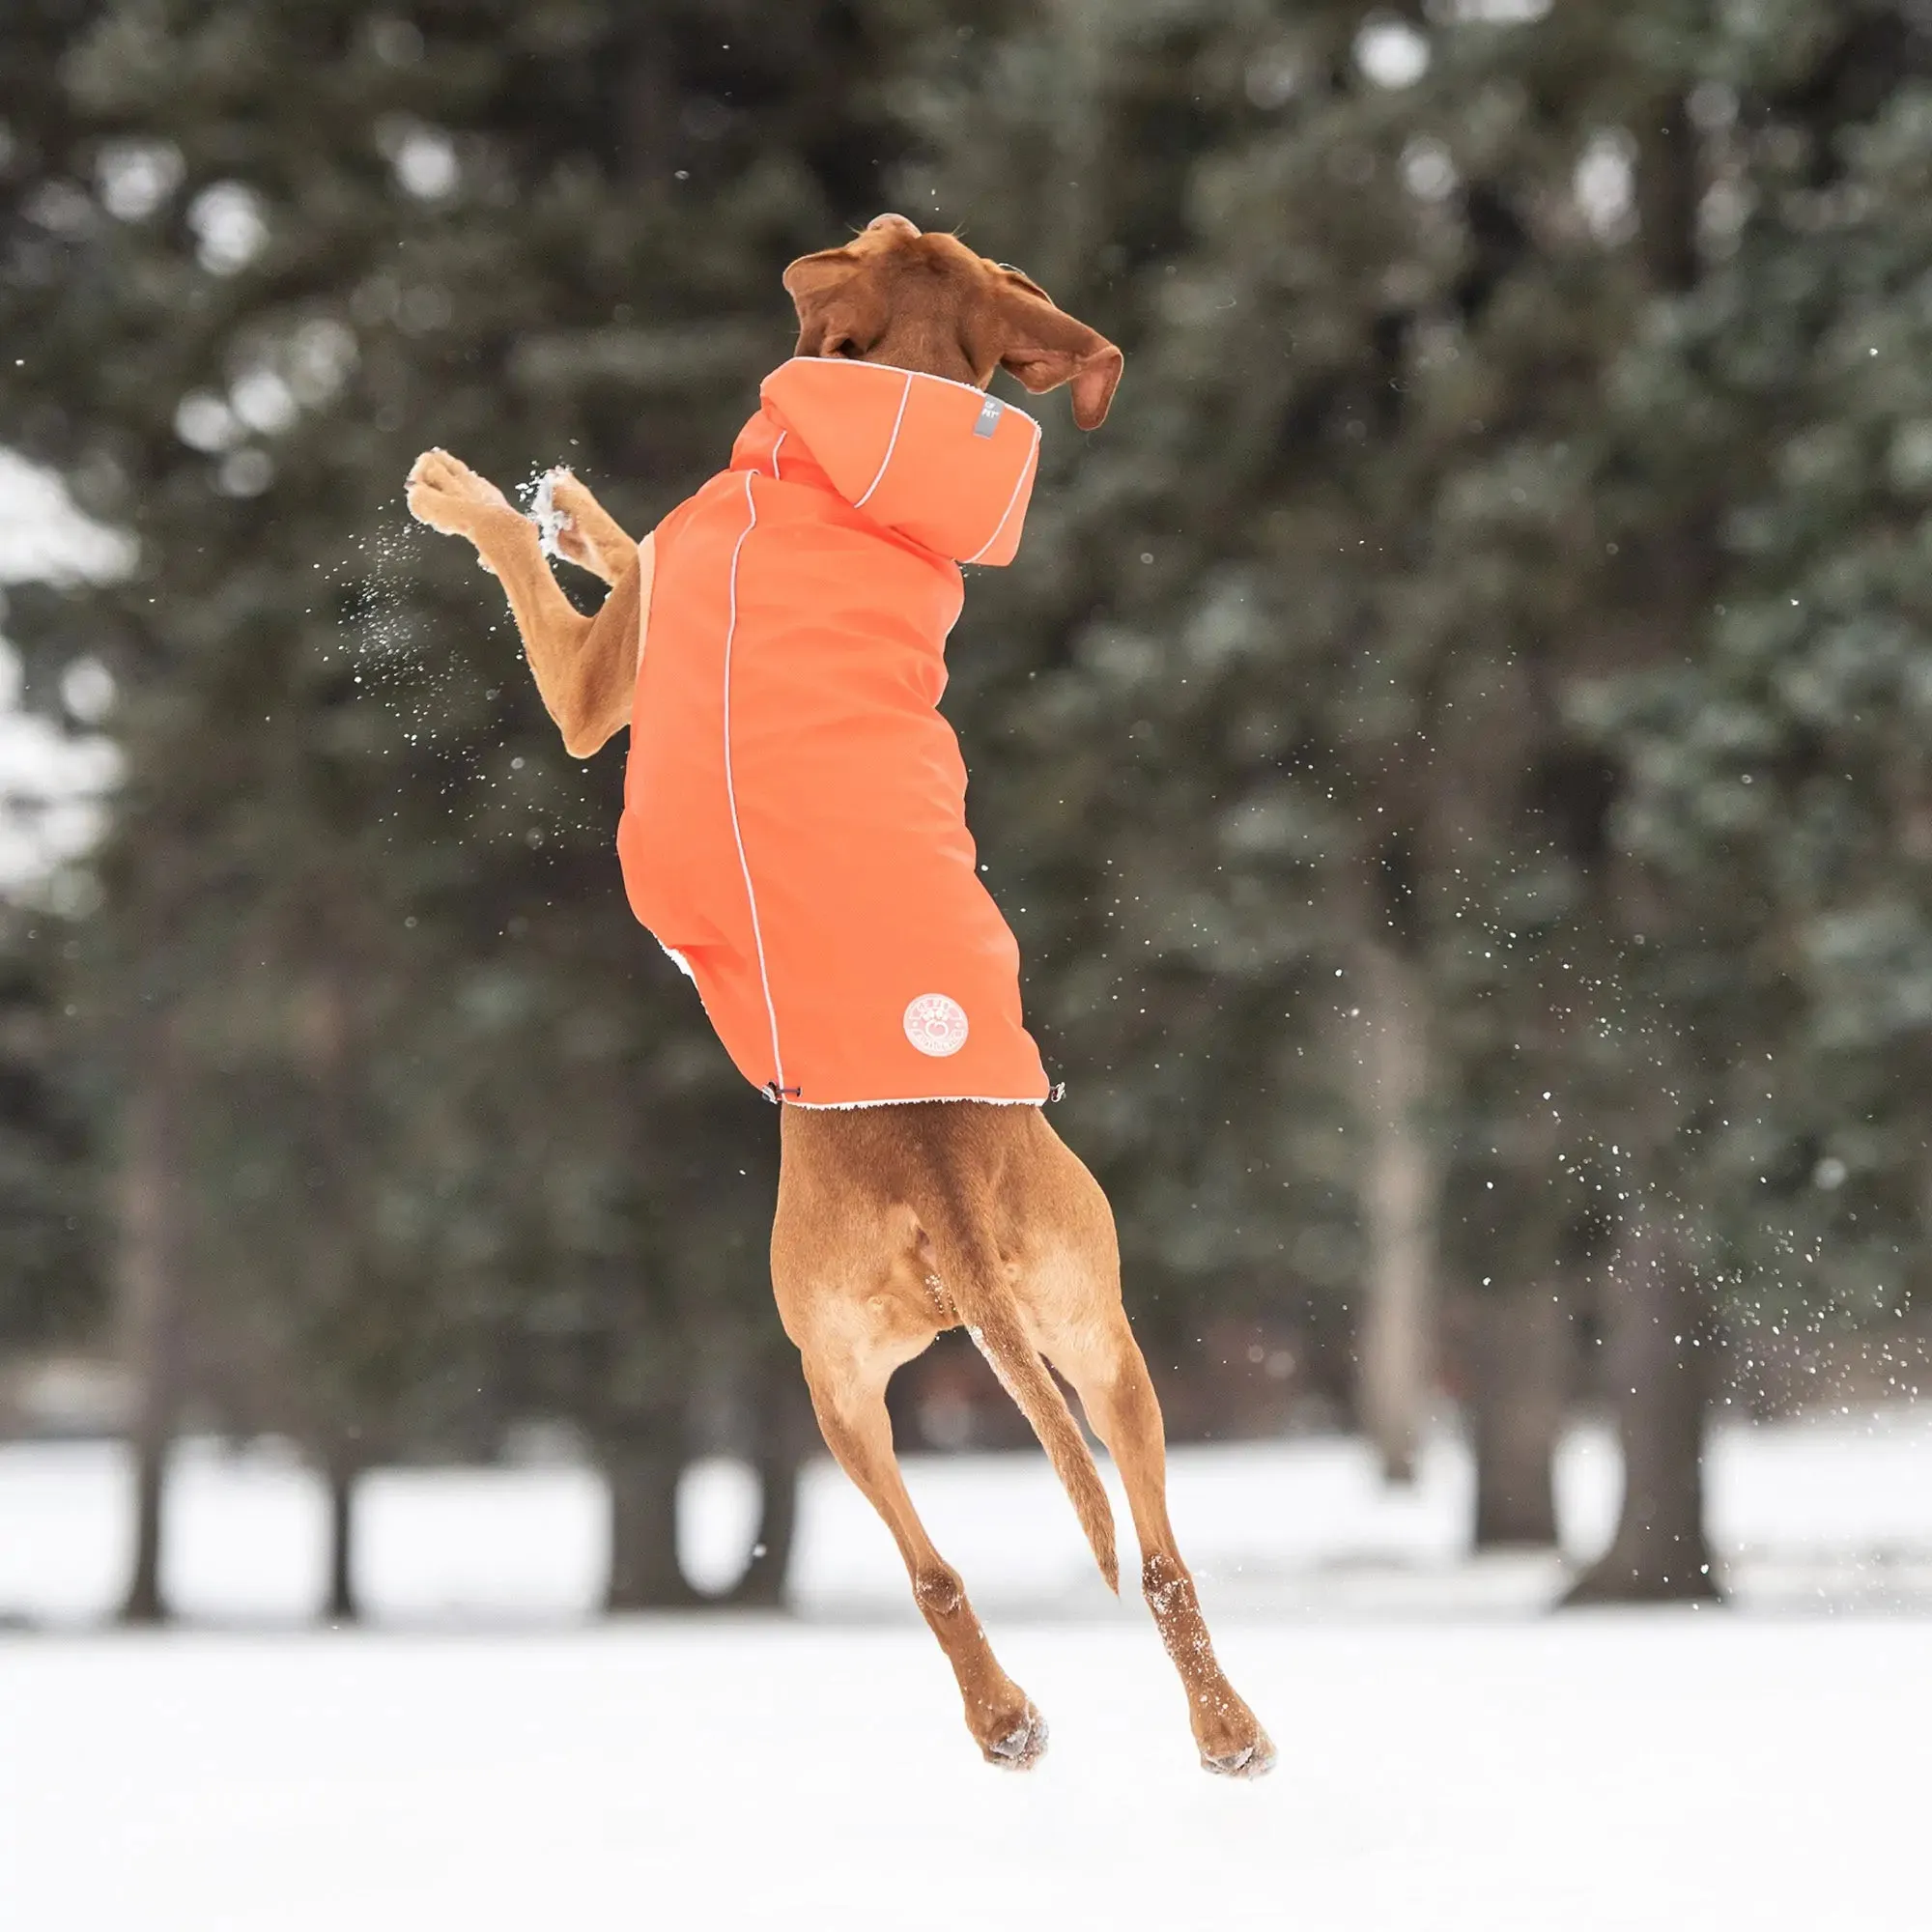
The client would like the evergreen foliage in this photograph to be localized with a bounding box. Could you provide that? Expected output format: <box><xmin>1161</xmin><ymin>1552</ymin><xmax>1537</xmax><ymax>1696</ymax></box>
<box><xmin>0</xmin><ymin>909</ymin><xmax>99</xmax><ymax>1348</ymax></box>
<box><xmin>5</xmin><ymin>0</ymin><xmax>1931</xmax><ymax>1606</ymax></box>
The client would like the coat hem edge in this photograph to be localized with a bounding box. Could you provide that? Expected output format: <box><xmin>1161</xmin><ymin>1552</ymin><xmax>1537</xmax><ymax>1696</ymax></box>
<box><xmin>782</xmin><ymin>1092</ymin><xmax>1049</xmax><ymax>1111</ymax></box>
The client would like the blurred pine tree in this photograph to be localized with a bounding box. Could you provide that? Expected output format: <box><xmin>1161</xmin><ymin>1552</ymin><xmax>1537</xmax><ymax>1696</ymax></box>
<box><xmin>0</xmin><ymin>0</ymin><xmax>959</xmax><ymax>1612</ymax></box>
<box><xmin>0</xmin><ymin>909</ymin><xmax>99</xmax><ymax>1351</ymax></box>
<box><xmin>910</xmin><ymin>1</ymin><xmax>1932</xmax><ymax>1597</ymax></box>
<box><xmin>7</xmin><ymin>0</ymin><xmax>1931</xmax><ymax>1622</ymax></box>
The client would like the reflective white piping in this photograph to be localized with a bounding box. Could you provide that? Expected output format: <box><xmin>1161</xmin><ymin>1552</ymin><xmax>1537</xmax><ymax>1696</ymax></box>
<box><xmin>633</xmin><ymin>531</ymin><xmax>657</xmax><ymax>675</ymax></box>
<box><xmin>852</xmin><ymin>371</ymin><xmax>914</xmax><ymax>509</ymax></box>
<box><xmin>769</xmin><ymin>431</ymin><xmax>786</xmax><ymax>481</ymax></box>
<box><xmin>963</xmin><ymin>418</ymin><xmax>1041</xmax><ymax>565</ymax></box>
<box><xmin>721</xmin><ymin>471</ymin><xmax>786</xmax><ymax>1092</ymax></box>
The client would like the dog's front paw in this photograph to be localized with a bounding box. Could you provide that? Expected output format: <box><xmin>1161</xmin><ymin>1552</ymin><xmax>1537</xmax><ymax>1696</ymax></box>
<box><xmin>406</xmin><ymin>448</ymin><xmax>517</xmax><ymax>537</ymax></box>
<box><xmin>531</xmin><ymin>467</ymin><xmax>578</xmax><ymax>562</ymax></box>
<box><xmin>534</xmin><ymin>468</ymin><xmax>635</xmax><ymax>581</ymax></box>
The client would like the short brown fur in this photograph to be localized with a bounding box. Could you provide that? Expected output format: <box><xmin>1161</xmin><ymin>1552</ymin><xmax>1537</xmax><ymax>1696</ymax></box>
<box><xmin>407</xmin><ymin>214</ymin><xmax>1271</xmax><ymax>1776</ymax></box>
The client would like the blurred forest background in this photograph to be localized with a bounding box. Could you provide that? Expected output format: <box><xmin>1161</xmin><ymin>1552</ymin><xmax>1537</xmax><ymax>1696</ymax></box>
<box><xmin>3</xmin><ymin>0</ymin><xmax>1931</xmax><ymax>1621</ymax></box>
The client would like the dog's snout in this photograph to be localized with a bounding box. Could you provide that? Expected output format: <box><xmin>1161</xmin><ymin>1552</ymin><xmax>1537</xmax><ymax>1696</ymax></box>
<box><xmin>865</xmin><ymin>213</ymin><xmax>922</xmax><ymax>240</ymax></box>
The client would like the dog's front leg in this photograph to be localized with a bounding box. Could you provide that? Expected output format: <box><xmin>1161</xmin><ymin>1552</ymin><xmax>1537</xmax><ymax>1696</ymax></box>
<box><xmin>407</xmin><ymin>449</ymin><xmax>639</xmax><ymax>758</ymax></box>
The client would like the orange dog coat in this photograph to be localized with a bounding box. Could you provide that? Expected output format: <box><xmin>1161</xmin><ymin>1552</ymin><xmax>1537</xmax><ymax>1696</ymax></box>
<box><xmin>615</xmin><ymin>358</ymin><xmax>1051</xmax><ymax>1108</ymax></box>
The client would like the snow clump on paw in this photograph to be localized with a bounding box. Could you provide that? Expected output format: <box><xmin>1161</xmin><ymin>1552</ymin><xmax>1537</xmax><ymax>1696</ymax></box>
<box><xmin>531</xmin><ymin>468</ymin><xmax>573</xmax><ymax>559</ymax></box>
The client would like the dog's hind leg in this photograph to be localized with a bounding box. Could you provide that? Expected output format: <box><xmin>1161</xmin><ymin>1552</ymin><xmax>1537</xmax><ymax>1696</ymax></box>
<box><xmin>1058</xmin><ymin>1316</ymin><xmax>1276</xmax><ymax>1777</ymax></box>
<box><xmin>1023</xmin><ymin>1133</ymin><xmax>1277</xmax><ymax>1778</ymax></box>
<box><xmin>805</xmin><ymin>1350</ymin><xmax>1048</xmax><ymax>1770</ymax></box>
<box><xmin>772</xmin><ymin>1191</ymin><xmax>1047</xmax><ymax>1769</ymax></box>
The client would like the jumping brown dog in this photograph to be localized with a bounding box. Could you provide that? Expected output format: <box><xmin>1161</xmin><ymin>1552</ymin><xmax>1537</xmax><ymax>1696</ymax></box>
<box><xmin>407</xmin><ymin>214</ymin><xmax>1274</xmax><ymax>1777</ymax></box>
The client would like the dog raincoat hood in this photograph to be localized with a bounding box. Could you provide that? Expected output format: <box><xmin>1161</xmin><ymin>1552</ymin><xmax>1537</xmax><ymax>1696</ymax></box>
<box><xmin>750</xmin><ymin>356</ymin><xmax>1042</xmax><ymax>566</ymax></box>
<box><xmin>616</xmin><ymin>359</ymin><xmax>1054</xmax><ymax>1109</ymax></box>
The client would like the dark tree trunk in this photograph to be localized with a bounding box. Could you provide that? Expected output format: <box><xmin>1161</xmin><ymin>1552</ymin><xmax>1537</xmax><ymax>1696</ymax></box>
<box><xmin>726</xmin><ymin>1451</ymin><xmax>801</xmax><ymax>1608</ymax></box>
<box><xmin>1559</xmin><ymin>99</ymin><xmax>1721</xmax><ymax>1609</ymax></box>
<box><xmin>1354</xmin><ymin>937</ymin><xmax>1441</xmax><ymax>1485</ymax></box>
<box><xmin>604</xmin><ymin>1439</ymin><xmax>697</xmax><ymax>1610</ymax></box>
<box><xmin>323</xmin><ymin>1460</ymin><xmax>360</xmax><ymax>1624</ymax></box>
<box><xmin>122</xmin><ymin>1429</ymin><xmax>171</xmax><ymax>1627</ymax></box>
<box><xmin>726</xmin><ymin>1365</ymin><xmax>810</xmax><ymax>1608</ymax></box>
<box><xmin>1562</xmin><ymin>1219</ymin><xmax>1722</xmax><ymax>1605</ymax></box>
<box><xmin>118</xmin><ymin>1029</ymin><xmax>187</xmax><ymax>1627</ymax></box>
<box><xmin>1470</xmin><ymin>1279</ymin><xmax>1568</xmax><ymax>1550</ymax></box>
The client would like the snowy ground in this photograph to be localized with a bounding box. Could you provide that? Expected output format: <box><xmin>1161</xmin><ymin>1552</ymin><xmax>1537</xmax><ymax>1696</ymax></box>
<box><xmin>6</xmin><ymin>1415</ymin><xmax>1930</xmax><ymax>1928</ymax></box>
<box><xmin>8</xmin><ymin>1618</ymin><xmax>1924</xmax><ymax>1930</ymax></box>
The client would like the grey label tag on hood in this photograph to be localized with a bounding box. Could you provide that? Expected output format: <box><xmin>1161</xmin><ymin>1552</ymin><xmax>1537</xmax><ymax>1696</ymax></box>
<box><xmin>973</xmin><ymin>394</ymin><xmax>1005</xmax><ymax>439</ymax></box>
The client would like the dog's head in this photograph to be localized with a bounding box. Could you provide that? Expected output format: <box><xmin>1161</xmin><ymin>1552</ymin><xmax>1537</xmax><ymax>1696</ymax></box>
<box><xmin>782</xmin><ymin>213</ymin><xmax>1122</xmax><ymax>430</ymax></box>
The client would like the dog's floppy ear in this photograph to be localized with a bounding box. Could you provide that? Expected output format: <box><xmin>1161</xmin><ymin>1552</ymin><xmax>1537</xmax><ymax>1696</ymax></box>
<box><xmin>782</xmin><ymin>246</ymin><xmax>890</xmax><ymax>361</ymax></box>
<box><xmin>991</xmin><ymin>274</ymin><xmax>1122</xmax><ymax>430</ymax></box>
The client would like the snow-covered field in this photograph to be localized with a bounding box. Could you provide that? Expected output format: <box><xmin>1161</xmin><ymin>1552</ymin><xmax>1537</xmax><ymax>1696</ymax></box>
<box><xmin>5</xmin><ymin>1414</ymin><xmax>1930</xmax><ymax>1929</ymax></box>
<box><xmin>8</xmin><ymin>1617</ymin><xmax>1924</xmax><ymax>1930</ymax></box>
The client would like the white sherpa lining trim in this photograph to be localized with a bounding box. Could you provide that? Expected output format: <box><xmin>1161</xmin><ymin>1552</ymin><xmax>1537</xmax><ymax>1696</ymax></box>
<box><xmin>786</xmin><ymin>1092</ymin><xmax>1050</xmax><ymax>1111</ymax></box>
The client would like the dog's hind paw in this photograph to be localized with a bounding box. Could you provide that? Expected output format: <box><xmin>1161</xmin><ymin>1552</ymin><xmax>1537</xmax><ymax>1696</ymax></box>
<box><xmin>1202</xmin><ymin>1731</ymin><xmax>1277</xmax><ymax>1779</ymax></box>
<box><xmin>982</xmin><ymin>1703</ymin><xmax>1049</xmax><ymax>1772</ymax></box>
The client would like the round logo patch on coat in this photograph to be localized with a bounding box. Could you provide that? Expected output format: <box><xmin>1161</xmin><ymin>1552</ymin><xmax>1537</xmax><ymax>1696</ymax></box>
<box><xmin>903</xmin><ymin>993</ymin><xmax>970</xmax><ymax>1058</ymax></box>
